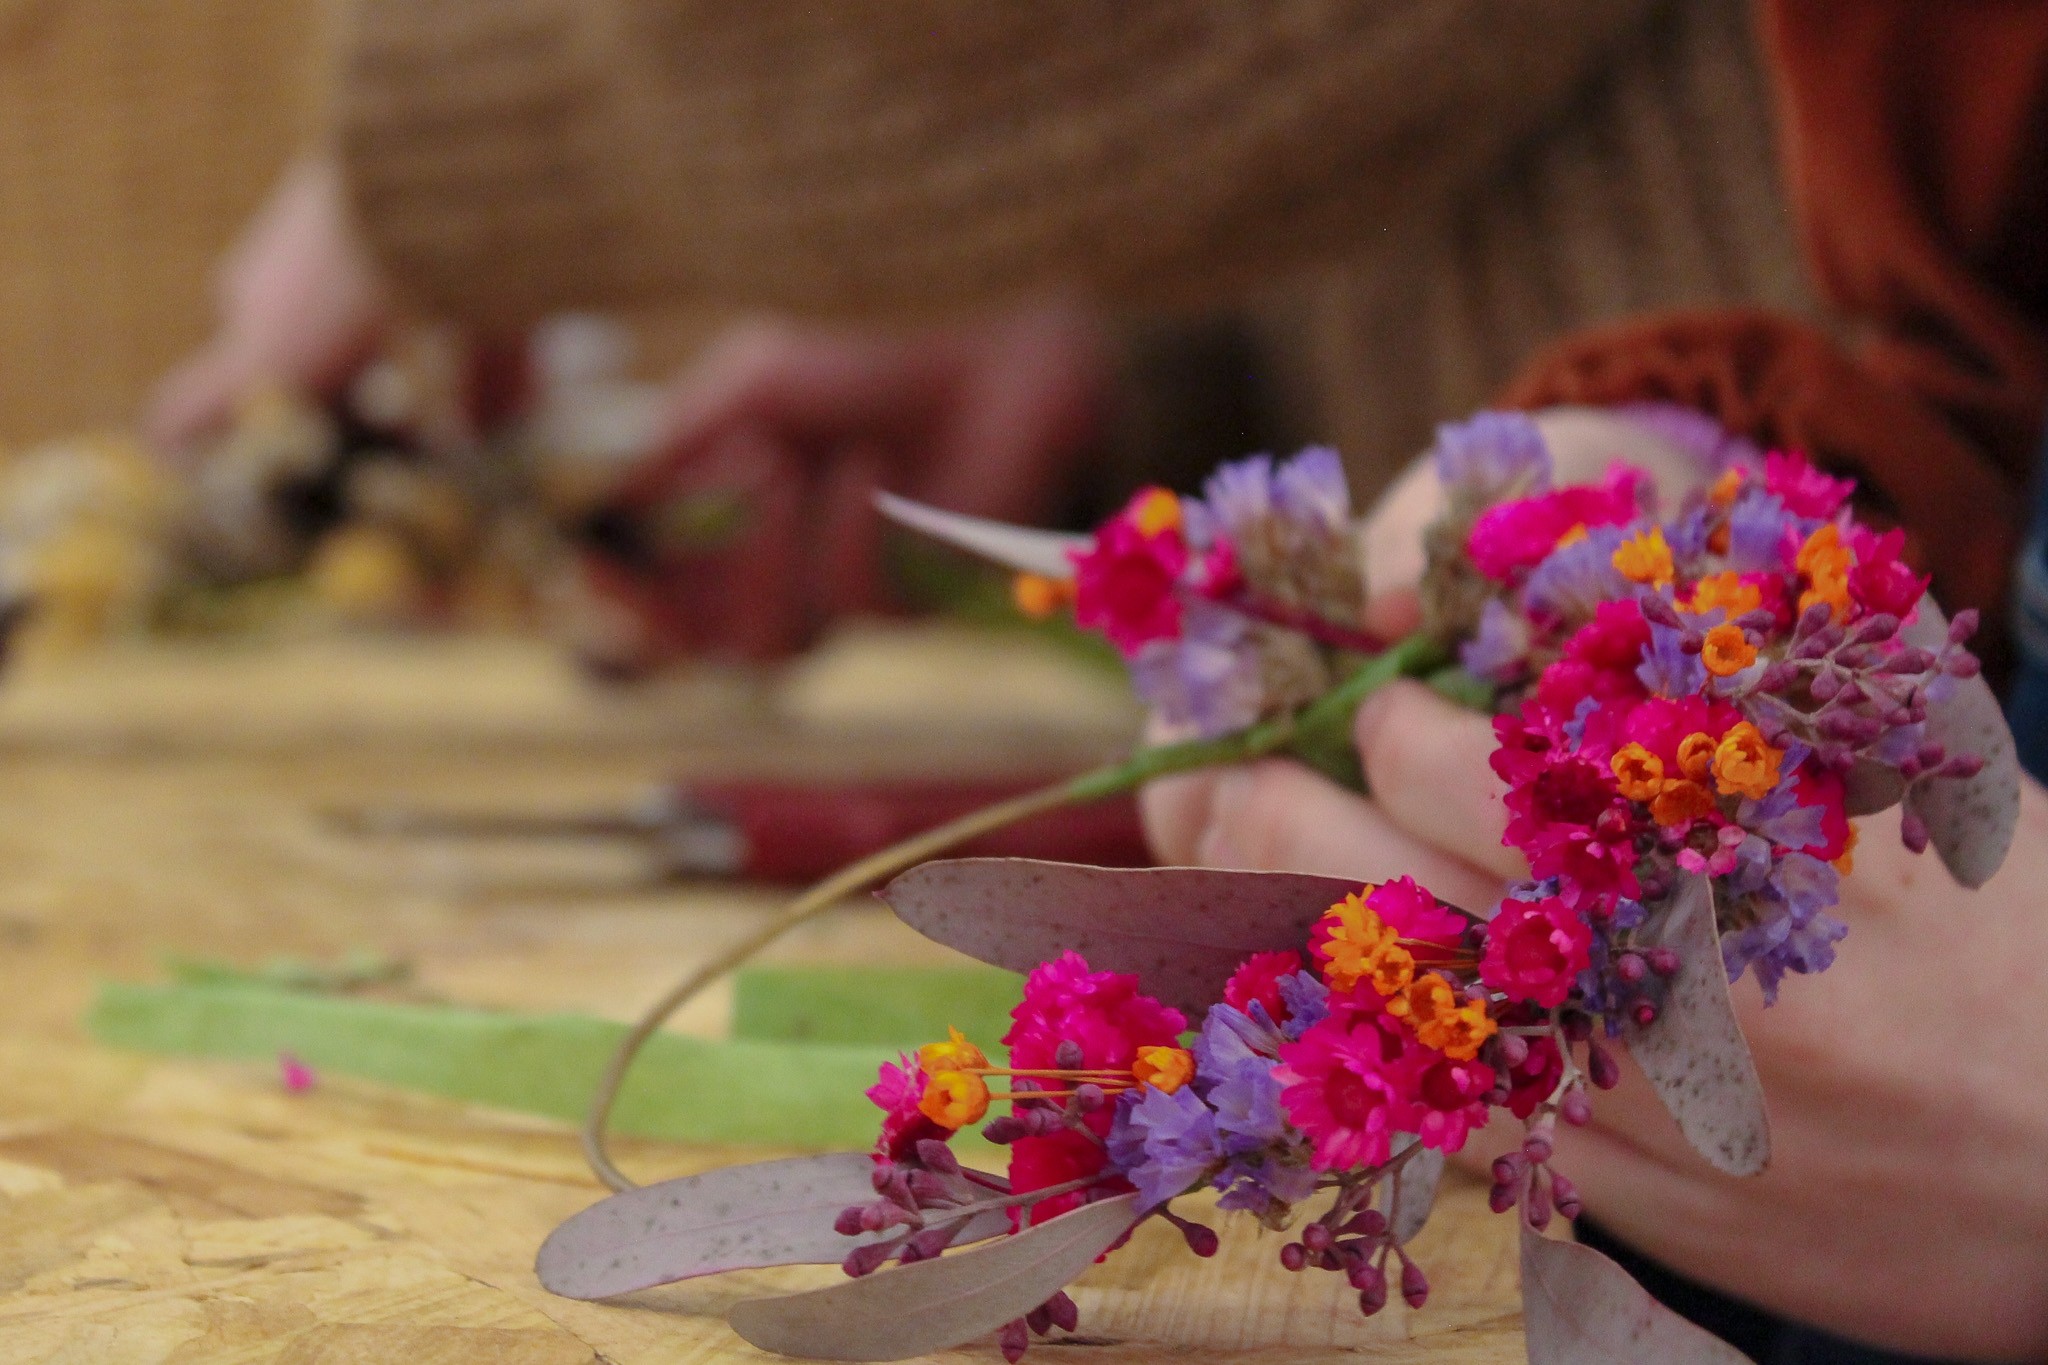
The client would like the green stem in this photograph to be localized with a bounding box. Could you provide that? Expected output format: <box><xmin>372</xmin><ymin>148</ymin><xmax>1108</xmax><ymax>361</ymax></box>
<box><xmin>582</xmin><ymin>629</ymin><xmax>1450</xmax><ymax>1190</ymax></box>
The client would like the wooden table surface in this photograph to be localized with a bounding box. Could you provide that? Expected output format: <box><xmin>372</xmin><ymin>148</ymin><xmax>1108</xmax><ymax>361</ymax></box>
<box><xmin>0</xmin><ymin>627</ymin><xmax>1527</xmax><ymax>1363</ymax></box>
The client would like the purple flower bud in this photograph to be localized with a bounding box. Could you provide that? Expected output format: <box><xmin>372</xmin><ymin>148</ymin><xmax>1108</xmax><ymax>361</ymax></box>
<box><xmin>1679</xmin><ymin>630</ymin><xmax>1705</xmax><ymax>656</ymax></box>
<box><xmin>915</xmin><ymin>1138</ymin><xmax>960</xmax><ymax>1174</ymax></box>
<box><xmin>1834</xmin><ymin>645</ymin><xmax>1877</xmax><ymax>671</ymax></box>
<box><xmin>1810</xmin><ymin>670</ymin><xmax>1842</xmax><ymax>702</ymax></box>
<box><xmin>1850</xmin><ymin>613</ymin><xmax>1899</xmax><ymax>645</ymax></box>
<box><xmin>1525</xmin><ymin>1178</ymin><xmax>1554</xmax><ymax>1232</ymax></box>
<box><xmin>1182</xmin><ymin>1222</ymin><xmax>1220</xmax><ymax>1258</ymax></box>
<box><xmin>1915</xmin><ymin>742</ymin><xmax>1947</xmax><ymax>769</ymax></box>
<box><xmin>1401</xmin><ymin>1259</ymin><xmax>1431</xmax><ymax>1310</ymax></box>
<box><xmin>1496</xmin><ymin>1032</ymin><xmax>1530</xmax><ymax>1068</ymax></box>
<box><xmin>982</xmin><ymin>1116</ymin><xmax>1023</xmax><ymax>1144</ymax></box>
<box><xmin>1489</xmin><ymin>1179</ymin><xmax>1520</xmax><ymax>1214</ymax></box>
<box><xmin>1302</xmin><ymin>1222</ymin><xmax>1333</xmax><ymax>1252</ymax></box>
<box><xmin>1941</xmin><ymin>753</ymin><xmax>1984</xmax><ymax>779</ymax></box>
<box><xmin>904</xmin><ymin>1226</ymin><xmax>959</xmax><ymax>1261</ymax></box>
<box><xmin>1758</xmin><ymin>661</ymin><xmax>1801</xmax><ymax>691</ymax></box>
<box><xmin>1048</xmin><ymin>1291</ymin><xmax>1080</xmax><ymax>1334</ymax></box>
<box><xmin>1631</xmin><ymin>1000</ymin><xmax>1659</xmax><ymax>1028</ymax></box>
<box><xmin>1946</xmin><ymin>652</ymin><xmax>1982</xmax><ymax>679</ymax></box>
<box><xmin>834</xmin><ymin>1205</ymin><xmax>867</xmax><ymax>1237</ymax></box>
<box><xmin>1561</xmin><ymin>1012</ymin><xmax>1593</xmax><ymax>1043</ymax></box>
<box><xmin>869</xmin><ymin>1162</ymin><xmax>896</xmax><ymax>1192</ymax></box>
<box><xmin>1280</xmin><ymin>1242</ymin><xmax>1307</xmax><ymax>1271</ymax></box>
<box><xmin>1054</xmin><ymin>1041</ymin><xmax>1085</xmax><ymax>1069</ymax></box>
<box><xmin>1818</xmin><ymin>710</ymin><xmax>1882</xmax><ymax>743</ymax></box>
<box><xmin>1641</xmin><ymin>594</ymin><xmax>1682</xmax><ymax>628</ymax></box>
<box><xmin>1355</xmin><ymin>1266</ymin><xmax>1389</xmax><ymax>1317</ymax></box>
<box><xmin>1834</xmin><ymin>680</ymin><xmax>1867</xmax><ymax>706</ymax></box>
<box><xmin>1492</xmin><ymin>1152</ymin><xmax>1528</xmax><ymax>1185</ymax></box>
<box><xmin>843</xmin><ymin>1242</ymin><xmax>893</xmax><ymax>1278</ymax></box>
<box><xmin>1071</xmin><ymin>1084</ymin><xmax>1106</xmax><ymax>1114</ymax></box>
<box><xmin>1560</xmin><ymin>1089</ymin><xmax>1593</xmax><ymax>1127</ymax></box>
<box><xmin>1587</xmin><ymin>1043</ymin><xmax>1621</xmax><ymax>1090</ymax></box>
<box><xmin>908</xmin><ymin>1170</ymin><xmax>956</xmax><ymax>1204</ymax></box>
<box><xmin>1000</xmin><ymin>1318</ymin><xmax>1030</xmax><ymax>1363</ymax></box>
<box><xmin>1025</xmin><ymin>1305</ymin><xmax>1052</xmax><ymax>1336</ymax></box>
<box><xmin>876</xmin><ymin>1168</ymin><xmax>916</xmax><ymax>1209</ymax></box>
<box><xmin>1797</xmin><ymin>600</ymin><xmax>1835</xmax><ymax>636</ymax></box>
<box><xmin>1615</xmin><ymin>952</ymin><xmax>1647</xmax><ymax>984</ymax></box>
<box><xmin>1347</xmin><ymin>1209</ymin><xmax>1390</xmax><ymax>1239</ymax></box>
<box><xmin>1901</xmin><ymin>809</ymin><xmax>1930</xmax><ymax>854</ymax></box>
<box><xmin>1898</xmin><ymin>757</ymin><xmax>1924</xmax><ymax>781</ymax></box>
<box><xmin>1523</xmin><ymin>1132</ymin><xmax>1554</xmax><ymax>1164</ymax></box>
<box><xmin>1878</xmin><ymin>647</ymin><xmax>1935</xmax><ymax>675</ymax></box>
<box><xmin>1551</xmin><ymin>1172</ymin><xmax>1584</xmax><ymax>1220</ymax></box>
<box><xmin>1647</xmin><ymin>948</ymin><xmax>1681</xmax><ymax>978</ymax></box>
<box><xmin>1736</xmin><ymin>608</ymin><xmax>1778</xmax><ymax>633</ymax></box>
<box><xmin>1950</xmin><ymin>608</ymin><xmax>1980</xmax><ymax>644</ymax></box>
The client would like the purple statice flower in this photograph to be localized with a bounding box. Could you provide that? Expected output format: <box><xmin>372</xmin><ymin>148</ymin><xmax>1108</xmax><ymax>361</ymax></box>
<box><xmin>1461</xmin><ymin>598</ymin><xmax>1532</xmax><ymax>684</ymax></box>
<box><xmin>1194</xmin><ymin>1002</ymin><xmax>1280</xmax><ymax>1081</ymax></box>
<box><xmin>1432</xmin><ymin>411</ymin><xmax>1552</xmax><ymax>503</ymax></box>
<box><xmin>1273</xmin><ymin>446</ymin><xmax>1352</xmax><ymax>533</ymax></box>
<box><xmin>1637</xmin><ymin>622</ymin><xmax>1709</xmax><ymax>698</ymax></box>
<box><xmin>1724</xmin><ymin>490</ymin><xmax>1798</xmax><ymax>573</ymax></box>
<box><xmin>1275</xmin><ymin>970</ymin><xmax>1330</xmax><ymax>1040</ymax></box>
<box><xmin>1722</xmin><ymin>852</ymin><xmax>1847</xmax><ymax>1001</ymax></box>
<box><xmin>1523</xmin><ymin>524</ymin><xmax>1630</xmax><ymax>621</ymax></box>
<box><xmin>1127</xmin><ymin>599</ymin><xmax>1265</xmax><ymax>738</ymax></box>
<box><xmin>1562</xmin><ymin>693</ymin><xmax>1603</xmax><ymax>748</ymax></box>
<box><xmin>1190</xmin><ymin>455</ymin><xmax>1275</xmax><ymax>543</ymax></box>
<box><xmin>1107</xmin><ymin>1084</ymin><xmax>1221</xmax><ymax>1212</ymax></box>
<box><xmin>1610</xmin><ymin>402</ymin><xmax>1764</xmax><ymax>474</ymax></box>
<box><xmin>1209</xmin><ymin>1053</ymin><xmax>1290</xmax><ymax>1153</ymax></box>
<box><xmin>1214</xmin><ymin>1150</ymin><xmax>1319</xmax><ymax>1216</ymax></box>
<box><xmin>1737</xmin><ymin>747</ymin><xmax>1829</xmax><ymax>852</ymax></box>
<box><xmin>1664</xmin><ymin>502</ymin><xmax>1718</xmax><ymax>566</ymax></box>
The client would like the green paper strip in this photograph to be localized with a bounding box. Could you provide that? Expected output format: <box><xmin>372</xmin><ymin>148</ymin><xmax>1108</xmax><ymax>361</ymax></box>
<box><xmin>89</xmin><ymin>981</ymin><xmax>894</xmax><ymax>1150</ymax></box>
<box><xmin>733</xmin><ymin>966</ymin><xmax>1020</xmax><ymax>1049</ymax></box>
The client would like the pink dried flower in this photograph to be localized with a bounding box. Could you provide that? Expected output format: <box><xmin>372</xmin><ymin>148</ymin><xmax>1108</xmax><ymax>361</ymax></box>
<box><xmin>1069</xmin><ymin>489</ymin><xmax>1190</xmax><ymax>655</ymax></box>
<box><xmin>1480</xmin><ymin>897</ymin><xmax>1593</xmax><ymax>1008</ymax></box>
<box><xmin>1764</xmin><ymin>450</ymin><xmax>1853</xmax><ymax>519</ymax></box>
<box><xmin>1273</xmin><ymin>1010</ymin><xmax>1419</xmax><ymax>1170</ymax></box>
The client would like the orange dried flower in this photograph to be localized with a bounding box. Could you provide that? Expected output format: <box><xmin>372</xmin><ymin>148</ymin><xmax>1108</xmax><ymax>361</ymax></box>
<box><xmin>1701</xmin><ymin>624</ymin><xmax>1759</xmax><ymax>677</ymax></box>
<box><xmin>1684</xmin><ymin>570</ymin><xmax>1761</xmax><ymax>618</ymax></box>
<box><xmin>918</xmin><ymin>1070</ymin><xmax>990</xmax><ymax>1128</ymax></box>
<box><xmin>1796</xmin><ymin>523</ymin><xmax>1854</xmax><ymax>621</ymax></box>
<box><xmin>1611</xmin><ymin>526</ymin><xmax>1675</xmax><ymax>588</ymax></box>
<box><xmin>1675</xmin><ymin>731</ymin><xmax>1719</xmax><ymax>783</ymax></box>
<box><xmin>1709</xmin><ymin>467</ymin><xmax>1746</xmax><ymax>509</ymax></box>
<box><xmin>1315</xmin><ymin>892</ymin><xmax>1416</xmax><ymax>995</ymax></box>
<box><xmin>1650</xmin><ymin>779</ymin><xmax>1719</xmax><ymax>827</ymax></box>
<box><xmin>1713</xmin><ymin>721</ymin><xmax>1783</xmax><ymax>799</ymax></box>
<box><xmin>1399</xmin><ymin>973</ymin><xmax>1497</xmax><ymax>1061</ymax></box>
<box><xmin>1610</xmin><ymin>743</ymin><xmax>1666</xmax><ymax>802</ymax></box>
<box><xmin>1133</xmin><ymin>1045</ymin><xmax>1195</xmax><ymax>1094</ymax></box>
<box><xmin>1012</xmin><ymin>573</ymin><xmax>1074</xmax><ymax>619</ymax></box>
<box><xmin>917</xmin><ymin>1027</ymin><xmax>988</xmax><ymax>1075</ymax></box>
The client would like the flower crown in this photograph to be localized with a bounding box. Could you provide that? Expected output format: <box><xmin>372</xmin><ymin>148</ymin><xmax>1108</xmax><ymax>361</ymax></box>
<box><xmin>540</xmin><ymin>407</ymin><xmax>2018</xmax><ymax>1363</ymax></box>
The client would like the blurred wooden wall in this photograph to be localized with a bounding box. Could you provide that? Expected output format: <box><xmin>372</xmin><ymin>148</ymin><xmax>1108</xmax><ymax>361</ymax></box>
<box><xmin>0</xmin><ymin>0</ymin><xmax>325</xmax><ymax>448</ymax></box>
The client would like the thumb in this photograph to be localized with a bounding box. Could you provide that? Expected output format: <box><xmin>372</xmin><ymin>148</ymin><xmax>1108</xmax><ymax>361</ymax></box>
<box><xmin>1354</xmin><ymin>679</ymin><xmax>1525</xmax><ymax>881</ymax></box>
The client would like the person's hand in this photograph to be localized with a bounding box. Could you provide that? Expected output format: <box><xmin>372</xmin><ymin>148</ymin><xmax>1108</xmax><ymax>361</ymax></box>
<box><xmin>574</xmin><ymin>301</ymin><xmax>1110</xmax><ymax>666</ymax></box>
<box><xmin>145</xmin><ymin>157</ymin><xmax>392</xmax><ymax>456</ymax></box>
<box><xmin>1147</xmin><ymin>677</ymin><xmax>2048</xmax><ymax>1359</ymax></box>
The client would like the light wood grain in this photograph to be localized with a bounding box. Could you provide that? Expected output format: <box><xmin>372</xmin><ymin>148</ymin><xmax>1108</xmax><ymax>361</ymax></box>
<box><xmin>0</xmin><ymin>628</ymin><xmax>1524</xmax><ymax>1362</ymax></box>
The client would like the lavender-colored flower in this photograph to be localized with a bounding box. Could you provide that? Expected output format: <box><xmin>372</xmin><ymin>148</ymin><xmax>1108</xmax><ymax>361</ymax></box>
<box><xmin>1637</xmin><ymin>622</ymin><xmax>1708</xmax><ymax>698</ymax></box>
<box><xmin>1523</xmin><ymin>524</ymin><xmax>1629</xmax><ymax>621</ymax></box>
<box><xmin>1208</xmin><ymin>1054</ymin><xmax>1290</xmax><ymax>1154</ymax></box>
<box><xmin>1273</xmin><ymin>446</ymin><xmax>1352</xmax><ymax>533</ymax></box>
<box><xmin>1461</xmin><ymin>598</ymin><xmax>1532</xmax><ymax>683</ymax></box>
<box><xmin>1193</xmin><ymin>455</ymin><xmax>1276</xmax><ymax>541</ymax></box>
<box><xmin>1275</xmin><ymin>971</ymin><xmax>1330</xmax><ymax>1040</ymax></box>
<box><xmin>1194</xmin><ymin>1002</ymin><xmax>1278</xmax><ymax>1081</ymax></box>
<box><xmin>1127</xmin><ymin>599</ymin><xmax>1265</xmax><ymax>738</ymax></box>
<box><xmin>1214</xmin><ymin>1152</ymin><xmax>1319</xmax><ymax>1216</ymax></box>
<box><xmin>1722</xmin><ymin>852</ymin><xmax>1848</xmax><ymax>1000</ymax></box>
<box><xmin>1664</xmin><ymin>502</ymin><xmax>1718</xmax><ymax>565</ymax></box>
<box><xmin>1610</xmin><ymin>402</ymin><xmax>1764</xmax><ymax>474</ymax></box>
<box><xmin>1432</xmin><ymin>411</ymin><xmax>1552</xmax><ymax>503</ymax></box>
<box><xmin>1106</xmin><ymin>1084</ymin><xmax>1221</xmax><ymax>1211</ymax></box>
<box><xmin>1724</xmin><ymin>490</ymin><xmax>1798</xmax><ymax>573</ymax></box>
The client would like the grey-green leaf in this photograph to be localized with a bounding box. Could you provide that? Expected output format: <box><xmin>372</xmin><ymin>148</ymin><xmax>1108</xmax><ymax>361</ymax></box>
<box><xmin>1521</xmin><ymin>1225</ymin><xmax>1755</xmax><ymax>1363</ymax></box>
<box><xmin>880</xmin><ymin>859</ymin><xmax>1364</xmax><ymax>1016</ymax></box>
<box><xmin>1380</xmin><ymin>1140</ymin><xmax>1443</xmax><ymax>1245</ymax></box>
<box><xmin>728</xmin><ymin>1192</ymin><xmax>1141</xmax><ymax>1361</ymax></box>
<box><xmin>1624</xmin><ymin>874</ymin><xmax>1770</xmax><ymax>1176</ymax></box>
<box><xmin>875</xmin><ymin>491</ymin><xmax>1087</xmax><ymax>580</ymax></box>
<box><xmin>536</xmin><ymin>1153</ymin><xmax>1008</xmax><ymax>1300</ymax></box>
<box><xmin>1900</xmin><ymin>600</ymin><xmax>2019</xmax><ymax>888</ymax></box>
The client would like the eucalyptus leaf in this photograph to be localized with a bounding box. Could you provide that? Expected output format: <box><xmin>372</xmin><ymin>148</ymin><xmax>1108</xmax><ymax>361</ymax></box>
<box><xmin>881</xmin><ymin>860</ymin><xmax>1364</xmax><ymax>1017</ymax></box>
<box><xmin>1623</xmin><ymin>874</ymin><xmax>1770</xmax><ymax>1176</ymax></box>
<box><xmin>728</xmin><ymin>1192</ymin><xmax>1141</xmax><ymax>1361</ymax></box>
<box><xmin>1900</xmin><ymin>601</ymin><xmax>2019</xmax><ymax>888</ymax></box>
<box><xmin>1839</xmin><ymin>759</ymin><xmax>1904</xmax><ymax>818</ymax></box>
<box><xmin>536</xmin><ymin>1153</ymin><xmax>1010</xmax><ymax>1300</ymax></box>
<box><xmin>874</xmin><ymin>492</ymin><xmax>1088</xmax><ymax>580</ymax></box>
<box><xmin>1379</xmin><ymin>1140</ymin><xmax>1443</xmax><ymax>1245</ymax></box>
<box><xmin>1521</xmin><ymin>1224</ymin><xmax>1754</xmax><ymax>1364</ymax></box>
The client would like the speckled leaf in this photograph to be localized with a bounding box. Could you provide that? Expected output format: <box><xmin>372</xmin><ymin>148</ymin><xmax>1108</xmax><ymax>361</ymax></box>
<box><xmin>728</xmin><ymin>1192</ymin><xmax>1141</xmax><ymax>1361</ymax></box>
<box><xmin>1379</xmin><ymin>1140</ymin><xmax>1443</xmax><ymax>1245</ymax></box>
<box><xmin>1624</xmin><ymin>874</ymin><xmax>1770</xmax><ymax>1177</ymax></box>
<box><xmin>1522</xmin><ymin>1225</ymin><xmax>1755</xmax><ymax>1364</ymax></box>
<box><xmin>1900</xmin><ymin>600</ymin><xmax>2019</xmax><ymax>888</ymax></box>
<box><xmin>536</xmin><ymin>1153</ymin><xmax>1009</xmax><ymax>1300</ymax></box>
<box><xmin>880</xmin><ymin>860</ymin><xmax>1365</xmax><ymax>1017</ymax></box>
<box><xmin>875</xmin><ymin>492</ymin><xmax>1088</xmax><ymax>580</ymax></box>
